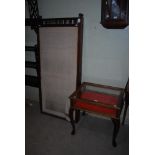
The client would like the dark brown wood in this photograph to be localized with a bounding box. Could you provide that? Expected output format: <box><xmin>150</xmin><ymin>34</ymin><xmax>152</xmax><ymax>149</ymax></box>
<box><xmin>112</xmin><ymin>118</ymin><xmax>120</xmax><ymax>147</ymax></box>
<box><xmin>76</xmin><ymin>13</ymin><xmax>84</xmax><ymax>88</ymax></box>
<box><xmin>40</xmin><ymin>24</ymin><xmax>78</xmax><ymax>27</ymax></box>
<box><xmin>117</xmin><ymin>96</ymin><xmax>124</xmax><ymax>117</ymax></box>
<box><xmin>101</xmin><ymin>0</ymin><xmax>129</xmax><ymax>29</ymax></box>
<box><xmin>122</xmin><ymin>99</ymin><xmax>128</xmax><ymax>125</ymax></box>
<box><xmin>69</xmin><ymin>105</ymin><xmax>75</xmax><ymax>135</ymax></box>
<box><xmin>122</xmin><ymin>80</ymin><xmax>129</xmax><ymax>125</ymax></box>
<box><xmin>83</xmin><ymin>82</ymin><xmax>124</xmax><ymax>91</ymax></box>
<box><xmin>75</xmin><ymin>110</ymin><xmax>80</xmax><ymax>123</ymax></box>
<box><xmin>74</xmin><ymin>14</ymin><xmax>84</xmax><ymax>123</ymax></box>
<box><xmin>71</xmin><ymin>106</ymin><xmax>119</xmax><ymax>120</ymax></box>
<box><xmin>25</xmin><ymin>17</ymin><xmax>80</xmax><ymax>29</ymax></box>
<box><xmin>34</xmin><ymin>46</ymin><xmax>40</xmax><ymax>77</ymax></box>
<box><xmin>36</xmin><ymin>27</ymin><xmax>42</xmax><ymax>112</ymax></box>
<box><xmin>69</xmin><ymin>83</ymin><xmax>85</xmax><ymax>99</ymax></box>
<box><xmin>40</xmin><ymin>18</ymin><xmax>79</xmax><ymax>27</ymax></box>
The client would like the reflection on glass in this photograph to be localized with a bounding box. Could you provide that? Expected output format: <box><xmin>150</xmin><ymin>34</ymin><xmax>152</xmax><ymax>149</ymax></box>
<box><xmin>111</xmin><ymin>0</ymin><xmax>120</xmax><ymax>19</ymax></box>
<box><xmin>105</xmin><ymin>0</ymin><xmax>127</xmax><ymax>20</ymax></box>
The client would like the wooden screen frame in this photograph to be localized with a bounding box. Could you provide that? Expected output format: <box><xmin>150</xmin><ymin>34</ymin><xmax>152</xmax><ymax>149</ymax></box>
<box><xmin>38</xmin><ymin>14</ymin><xmax>84</xmax><ymax>120</ymax></box>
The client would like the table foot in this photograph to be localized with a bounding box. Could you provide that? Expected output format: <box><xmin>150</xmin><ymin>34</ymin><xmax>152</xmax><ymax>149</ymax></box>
<box><xmin>112</xmin><ymin>141</ymin><xmax>117</xmax><ymax>147</ymax></box>
<box><xmin>71</xmin><ymin>130</ymin><xmax>75</xmax><ymax>135</ymax></box>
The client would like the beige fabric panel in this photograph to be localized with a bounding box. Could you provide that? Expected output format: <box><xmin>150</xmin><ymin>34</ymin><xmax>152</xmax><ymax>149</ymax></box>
<box><xmin>39</xmin><ymin>27</ymin><xmax>78</xmax><ymax>114</ymax></box>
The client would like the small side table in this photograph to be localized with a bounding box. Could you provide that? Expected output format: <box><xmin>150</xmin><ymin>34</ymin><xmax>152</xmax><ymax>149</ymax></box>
<box><xmin>69</xmin><ymin>82</ymin><xmax>124</xmax><ymax>147</ymax></box>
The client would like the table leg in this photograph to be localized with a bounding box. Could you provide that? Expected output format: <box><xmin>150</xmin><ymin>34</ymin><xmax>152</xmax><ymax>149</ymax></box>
<box><xmin>112</xmin><ymin>118</ymin><xmax>120</xmax><ymax>147</ymax></box>
<box><xmin>82</xmin><ymin>111</ymin><xmax>86</xmax><ymax>116</ymax></box>
<box><xmin>75</xmin><ymin>110</ymin><xmax>80</xmax><ymax>123</ymax></box>
<box><xmin>122</xmin><ymin>103</ymin><xmax>129</xmax><ymax>125</ymax></box>
<box><xmin>122</xmin><ymin>93</ymin><xmax>129</xmax><ymax>125</ymax></box>
<box><xmin>69</xmin><ymin>108</ymin><xmax>75</xmax><ymax>135</ymax></box>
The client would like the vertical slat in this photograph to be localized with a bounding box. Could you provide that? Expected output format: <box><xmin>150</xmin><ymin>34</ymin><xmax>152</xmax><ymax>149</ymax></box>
<box><xmin>76</xmin><ymin>13</ymin><xmax>83</xmax><ymax>88</ymax></box>
<box><xmin>75</xmin><ymin>13</ymin><xmax>84</xmax><ymax>122</ymax></box>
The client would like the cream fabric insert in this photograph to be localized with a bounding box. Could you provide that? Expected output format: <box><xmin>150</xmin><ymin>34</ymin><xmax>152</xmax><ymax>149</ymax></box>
<box><xmin>39</xmin><ymin>27</ymin><xmax>78</xmax><ymax>114</ymax></box>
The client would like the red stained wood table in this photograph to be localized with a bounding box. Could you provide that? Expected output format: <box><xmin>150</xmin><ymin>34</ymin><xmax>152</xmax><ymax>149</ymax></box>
<box><xmin>69</xmin><ymin>82</ymin><xmax>124</xmax><ymax>147</ymax></box>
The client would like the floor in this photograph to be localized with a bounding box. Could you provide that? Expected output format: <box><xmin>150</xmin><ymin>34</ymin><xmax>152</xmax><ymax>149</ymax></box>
<box><xmin>25</xmin><ymin>102</ymin><xmax>129</xmax><ymax>155</ymax></box>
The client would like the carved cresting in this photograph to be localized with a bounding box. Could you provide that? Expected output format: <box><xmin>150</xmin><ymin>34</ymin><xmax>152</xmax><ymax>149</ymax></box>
<box><xmin>27</xmin><ymin>0</ymin><xmax>39</xmax><ymax>19</ymax></box>
<box><xmin>26</xmin><ymin>0</ymin><xmax>41</xmax><ymax>33</ymax></box>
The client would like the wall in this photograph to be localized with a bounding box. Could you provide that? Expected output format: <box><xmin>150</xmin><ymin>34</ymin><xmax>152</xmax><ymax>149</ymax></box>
<box><xmin>38</xmin><ymin>0</ymin><xmax>129</xmax><ymax>87</ymax></box>
<box><xmin>25</xmin><ymin>0</ymin><xmax>129</xmax><ymax>122</ymax></box>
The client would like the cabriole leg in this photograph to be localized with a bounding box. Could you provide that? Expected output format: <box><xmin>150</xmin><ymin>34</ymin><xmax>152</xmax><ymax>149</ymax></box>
<box><xmin>112</xmin><ymin>118</ymin><xmax>120</xmax><ymax>147</ymax></box>
<box><xmin>75</xmin><ymin>110</ymin><xmax>80</xmax><ymax>123</ymax></box>
<box><xmin>69</xmin><ymin>108</ymin><xmax>75</xmax><ymax>135</ymax></box>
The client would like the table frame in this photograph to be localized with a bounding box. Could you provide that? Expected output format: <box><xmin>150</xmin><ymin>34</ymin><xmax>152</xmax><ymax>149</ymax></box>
<box><xmin>69</xmin><ymin>82</ymin><xmax>124</xmax><ymax>147</ymax></box>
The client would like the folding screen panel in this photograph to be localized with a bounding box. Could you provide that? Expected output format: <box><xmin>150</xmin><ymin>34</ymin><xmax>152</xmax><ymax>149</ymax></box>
<box><xmin>39</xmin><ymin>14</ymin><xmax>83</xmax><ymax>120</ymax></box>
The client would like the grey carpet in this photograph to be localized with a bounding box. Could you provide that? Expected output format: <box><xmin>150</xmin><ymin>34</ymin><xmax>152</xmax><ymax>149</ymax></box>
<box><xmin>25</xmin><ymin>103</ymin><xmax>129</xmax><ymax>155</ymax></box>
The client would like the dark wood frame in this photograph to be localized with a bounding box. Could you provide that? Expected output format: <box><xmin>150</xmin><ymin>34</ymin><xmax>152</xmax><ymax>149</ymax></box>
<box><xmin>37</xmin><ymin>14</ymin><xmax>84</xmax><ymax>119</ymax></box>
<box><xmin>69</xmin><ymin>82</ymin><xmax>124</xmax><ymax>147</ymax></box>
<box><xmin>122</xmin><ymin>79</ymin><xmax>129</xmax><ymax>125</ymax></box>
<box><xmin>101</xmin><ymin>0</ymin><xmax>129</xmax><ymax>29</ymax></box>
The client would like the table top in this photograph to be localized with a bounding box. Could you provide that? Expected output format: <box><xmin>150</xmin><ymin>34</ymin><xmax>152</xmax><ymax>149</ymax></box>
<box><xmin>70</xmin><ymin>82</ymin><xmax>124</xmax><ymax>108</ymax></box>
